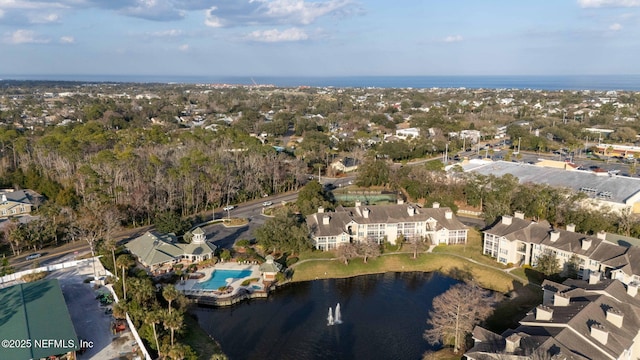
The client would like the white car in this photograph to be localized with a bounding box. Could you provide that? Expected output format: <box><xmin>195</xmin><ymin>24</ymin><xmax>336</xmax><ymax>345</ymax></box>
<box><xmin>223</xmin><ymin>205</ymin><xmax>235</xmax><ymax>211</ymax></box>
<box><xmin>262</xmin><ymin>201</ymin><xmax>273</xmax><ymax>207</ymax></box>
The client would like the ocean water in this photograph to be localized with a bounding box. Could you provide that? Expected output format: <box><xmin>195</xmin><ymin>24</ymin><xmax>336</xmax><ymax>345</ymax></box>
<box><xmin>2</xmin><ymin>74</ymin><xmax>640</xmax><ymax>91</ymax></box>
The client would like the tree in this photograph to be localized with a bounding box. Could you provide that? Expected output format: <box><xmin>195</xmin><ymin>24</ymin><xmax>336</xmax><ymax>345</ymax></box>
<box><xmin>358</xmin><ymin>238</ymin><xmax>381</xmax><ymax>263</ymax></box>
<box><xmin>144</xmin><ymin>308</ymin><xmax>163</xmax><ymax>354</ymax></box>
<box><xmin>154</xmin><ymin>211</ymin><xmax>191</xmax><ymax>236</ymax></box>
<box><xmin>356</xmin><ymin>158</ymin><xmax>390</xmax><ymax>187</ymax></box>
<box><xmin>535</xmin><ymin>251</ymin><xmax>560</xmax><ymax>276</ymax></box>
<box><xmin>255</xmin><ymin>208</ymin><xmax>312</xmax><ymax>254</ymax></box>
<box><xmin>296</xmin><ymin>180</ymin><xmax>331</xmax><ymax>215</ymax></box>
<box><xmin>407</xmin><ymin>235</ymin><xmax>426</xmax><ymax>259</ymax></box>
<box><xmin>116</xmin><ymin>254</ymin><xmax>135</xmax><ymax>300</ymax></box>
<box><xmin>424</xmin><ymin>282</ymin><xmax>495</xmax><ymax>353</ymax></box>
<box><xmin>336</xmin><ymin>243</ymin><xmax>358</xmax><ymax>265</ymax></box>
<box><xmin>163</xmin><ymin>284</ymin><xmax>180</xmax><ymax>315</ymax></box>
<box><xmin>163</xmin><ymin>310</ymin><xmax>184</xmax><ymax>346</ymax></box>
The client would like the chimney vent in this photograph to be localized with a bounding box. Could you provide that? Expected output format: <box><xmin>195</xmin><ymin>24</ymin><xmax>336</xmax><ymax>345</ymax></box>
<box><xmin>322</xmin><ymin>215</ymin><xmax>330</xmax><ymax>225</ymax></box>
<box><xmin>606</xmin><ymin>308</ymin><xmax>624</xmax><ymax>328</ymax></box>
<box><xmin>397</xmin><ymin>198</ymin><xmax>404</xmax><ymax>205</ymax></box>
<box><xmin>363</xmin><ymin>208</ymin><xmax>370</xmax><ymax>218</ymax></box>
<box><xmin>505</xmin><ymin>333</ymin><xmax>521</xmax><ymax>353</ymax></box>
<box><xmin>514</xmin><ymin>211</ymin><xmax>525</xmax><ymax>219</ymax></box>
<box><xmin>597</xmin><ymin>230</ymin><xmax>607</xmax><ymax>240</ymax></box>
<box><xmin>318</xmin><ymin>206</ymin><xmax>325</xmax><ymax>213</ymax></box>
<box><xmin>355</xmin><ymin>200</ymin><xmax>362</xmax><ymax>207</ymax></box>
<box><xmin>589</xmin><ymin>271</ymin><xmax>601</xmax><ymax>285</ymax></box>
<box><xmin>554</xmin><ymin>292</ymin><xmax>570</xmax><ymax>307</ymax></box>
<box><xmin>432</xmin><ymin>202</ymin><xmax>440</xmax><ymax>208</ymax></box>
<box><xmin>550</xmin><ymin>231</ymin><xmax>560</xmax><ymax>242</ymax></box>
<box><xmin>502</xmin><ymin>215</ymin><xmax>513</xmax><ymax>226</ymax></box>
<box><xmin>590</xmin><ymin>324</ymin><xmax>608</xmax><ymax>345</ymax></box>
<box><xmin>566</xmin><ymin>223</ymin><xmax>576</xmax><ymax>232</ymax></box>
<box><xmin>445</xmin><ymin>210</ymin><xmax>453</xmax><ymax>220</ymax></box>
<box><xmin>535</xmin><ymin>305</ymin><xmax>553</xmax><ymax>321</ymax></box>
<box><xmin>627</xmin><ymin>282</ymin><xmax>639</xmax><ymax>297</ymax></box>
<box><xmin>407</xmin><ymin>206</ymin><xmax>415</xmax><ymax>216</ymax></box>
<box><xmin>581</xmin><ymin>238</ymin><xmax>592</xmax><ymax>250</ymax></box>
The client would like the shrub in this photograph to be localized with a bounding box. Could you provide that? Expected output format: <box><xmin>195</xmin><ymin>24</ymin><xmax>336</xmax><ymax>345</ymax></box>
<box><xmin>286</xmin><ymin>257</ymin><xmax>299</xmax><ymax>267</ymax></box>
<box><xmin>235</xmin><ymin>239</ymin><xmax>251</xmax><ymax>248</ymax></box>
<box><xmin>21</xmin><ymin>271</ymin><xmax>48</xmax><ymax>282</ymax></box>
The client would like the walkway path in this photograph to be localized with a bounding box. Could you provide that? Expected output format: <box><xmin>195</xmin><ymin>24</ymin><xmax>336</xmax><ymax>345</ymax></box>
<box><xmin>289</xmin><ymin>247</ymin><xmax>528</xmax><ymax>286</ymax></box>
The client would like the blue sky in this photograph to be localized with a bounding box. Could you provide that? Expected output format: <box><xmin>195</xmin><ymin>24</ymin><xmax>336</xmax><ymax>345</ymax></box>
<box><xmin>1</xmin><ymin>0</ymin><xmax>639</xmax><ymax>77</ymax></box>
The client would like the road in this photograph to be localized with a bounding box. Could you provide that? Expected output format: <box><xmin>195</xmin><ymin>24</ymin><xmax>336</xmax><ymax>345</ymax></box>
<box><xmin>9</xmin><ymin>171</ymin><xmax>479</xmax><ymax>272</ymax></box>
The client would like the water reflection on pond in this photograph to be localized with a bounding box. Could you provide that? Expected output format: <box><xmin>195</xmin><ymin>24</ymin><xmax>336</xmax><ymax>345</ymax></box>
<box><xmin>193</xmin><ymin>272</ymin><xmax>459</xmax><ymax>360</ymax></box>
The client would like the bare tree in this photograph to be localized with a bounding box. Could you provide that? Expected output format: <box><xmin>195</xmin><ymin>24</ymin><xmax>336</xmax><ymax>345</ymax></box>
<box><xmin>408</xmin><ymin>235</ymin><xmax>427</xmax><ymax>259</ymax></box>
<box><xmin>336</xmin><ymin>243</ymin><xmax>358</xmax><ymax>265</ymax></box>
<box><xmin>358</xmin><ymin>237</ymin><xmax>381</xmax><ymax>263</ymax></box>
<box><xmin>424</xmin><ymin>282</ymin><xmax>496</xmax><ymax>353</ymax></box>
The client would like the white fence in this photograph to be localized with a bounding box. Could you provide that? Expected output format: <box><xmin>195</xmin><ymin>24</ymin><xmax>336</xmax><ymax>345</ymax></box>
<box><xmin>0</xmin><ymin>258</ymin><xmax>88</xmax><ymax>285</ymax></box>
<box><xmin>105</xmin><ymin>285</ymin><xmax>153</xmax><ymax>360</ymax></box>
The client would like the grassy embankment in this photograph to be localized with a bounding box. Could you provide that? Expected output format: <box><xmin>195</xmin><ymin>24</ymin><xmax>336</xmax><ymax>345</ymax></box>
<box><xmin>291</xmin><ymin>228</ymin><xmax>543</xmax><ymax>332</ymax></box>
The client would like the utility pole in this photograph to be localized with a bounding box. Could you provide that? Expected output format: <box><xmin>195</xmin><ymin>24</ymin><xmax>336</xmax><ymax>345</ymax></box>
<box><xmin>517</xmin><ymin>137</ymin><xmax>521</xmax><ymax>154</ymax></box>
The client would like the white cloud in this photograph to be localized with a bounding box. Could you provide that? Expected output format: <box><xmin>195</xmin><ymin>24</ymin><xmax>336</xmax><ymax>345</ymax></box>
<box><xmin>245</xmin><ymin>27</ymin><xmax>309</xmax><ymax>42</ymax></box>
<box><xmin>205</xmin><ymin>0</ymin><xmax>356</xmax><ymax>28</ymax></box>
<box><xmin>29</xmin><ymin>12</ymin><xmax>60</xmax><ymax>23</ymax></box>
<box><xmin>60</xmin><ymin>36</ymin><xmax>75</xmax><ymax>43</ymax></box>
<box><xmin>609</xmin><ymin>22</ymin><xmax>623</xmax><ymax>30</ymax></box>
<box><xmin>578</xmin><ymin>0</ymin><xmax>640</xmax><ymax>7</ymax></box>
<box><xmin>204</xmin><ymin>6</ymin><xmax>224</xmax><ymax>27</ymax></box>
<box><xmin>149</xmin><ymin>29</ymin><xmax>183</xmax><ymax>37</ymax></box>
<box><xmin>178</xmin><ymin>43</ymin><xmax>189</xmax><ymax>51</ymax></box>
<box><xmin>4</xmin><ymin>29</ymin><xmax>50</xmax><ymax>44</ymax></box>
<box><xmin>443</xmin><ymin>35</ymin><xmax>463</xmax><ymax>43</ymax></box>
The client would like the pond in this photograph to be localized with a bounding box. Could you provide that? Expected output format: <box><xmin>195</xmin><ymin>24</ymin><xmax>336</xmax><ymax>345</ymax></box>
<box><xmin>193</xmin><ymin>272</ymin><xmax>459</xmax><ymax>360</ymax></box>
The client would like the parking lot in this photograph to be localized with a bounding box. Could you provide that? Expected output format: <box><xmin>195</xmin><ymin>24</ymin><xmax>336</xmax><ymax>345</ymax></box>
<box><xmin>53</xmin><ymin>261</ymin><xmax>137</xmax><ymax>359</ymax></box>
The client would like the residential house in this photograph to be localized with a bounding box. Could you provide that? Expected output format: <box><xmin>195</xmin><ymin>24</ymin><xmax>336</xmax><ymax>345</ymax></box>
<box><xmin>125</xmin><ymin>227</ymin><xmax>216</xmax><ymax>274</ymax></box>
<box><xmin>466</xmin><ymin>277</ymin><xmax>640</xmax><ymax>360</ymax></box>
<box><xmin>483</xmin><ymin>213</ymin><xmax>640</xmax><ymax>283</ymax></box>
<box><xmin>306</xmin><ymin>201</ymin><xmax>468</xmax><ymax>250</ymax></box>
<box><xmin>0</xmin><ymin>189</ymin><xmax>41</xmax><ymax>218</ymax></box>
<box><xmin>395</xmin><ymin>127</ymin><xmax>421</xmax><ymax>140</ymax></box>
<box><xmin>330</xmin><ymin>157</ymin><xmax>360</xmax><ymax>173</ymax></box>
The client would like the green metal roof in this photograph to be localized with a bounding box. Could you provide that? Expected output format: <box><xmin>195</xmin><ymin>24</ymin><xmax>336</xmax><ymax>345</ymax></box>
<box><xmin>0</xmin><ymin>279</ymin><xmax>79</xmax><ymax>360</ymax></box>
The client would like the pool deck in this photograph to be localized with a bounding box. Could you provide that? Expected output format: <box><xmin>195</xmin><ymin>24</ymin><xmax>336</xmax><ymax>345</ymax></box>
<box><xmin>176</xmin><ymin>262</ymin><xmax>264</xmax><ymax>298</ymax></box>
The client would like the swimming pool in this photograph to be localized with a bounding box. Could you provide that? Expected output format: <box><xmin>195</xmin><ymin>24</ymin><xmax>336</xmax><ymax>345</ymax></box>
<box><xmin>198</xmin><ymin>269</ymin><xmax>253</xmax><ymax>290</ymax></box>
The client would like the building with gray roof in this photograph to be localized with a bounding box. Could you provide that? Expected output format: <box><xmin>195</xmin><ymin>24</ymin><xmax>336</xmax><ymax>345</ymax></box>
<box><xmin>125</xmin><ymin>227</ymin><xmax>216</xmax><ymax>274</ymax></box>
<box><xmin>466</xmin><ymin>278</ymin><xmax>640</xmax><ymax>360</ymax></box>
<box><xmin>460</xmin><ymin>160</ymin><xmax>640</xmax><ymax>213</ymax></box>
<box><xmin>306</xmin><ymin>201</ymin><xmax>468</xmax><ymax>250</ymax></box>
<box><xmin>484</xmin><ymin>213</ymin><xmax>640</xmax><ymax>285</ymax></box>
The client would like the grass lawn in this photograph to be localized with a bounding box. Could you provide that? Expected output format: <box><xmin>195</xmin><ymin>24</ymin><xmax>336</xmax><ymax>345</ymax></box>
<box><xmin>183</xmin><ymin>313</ymin><xmax>227</xmax><ymax>360</ymax></box>
<box><xmin>432</xmin><ymin>228</ymin><xmax>509</xmax><ymax>269</ymax></box>
<box><xmin>291</xmin><ymin>252</ymin><xmax>522</xmax><ymax>293</ymax></box>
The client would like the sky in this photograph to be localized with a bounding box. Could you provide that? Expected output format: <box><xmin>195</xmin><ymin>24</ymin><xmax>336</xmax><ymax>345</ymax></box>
<box><xmin>0</xmin><ymin>0</ymin><xmax>639</xmax><ymax>77</ymax></box>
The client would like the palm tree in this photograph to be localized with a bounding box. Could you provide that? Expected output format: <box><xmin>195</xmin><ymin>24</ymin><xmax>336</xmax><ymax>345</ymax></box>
<box><xmin>163</xmin><ymin>310</ymin><xmax>184</xmax><ymax>346</ymax></box>
<box><xmin>116</xmin><ymin>254</ymin><xmax>134</xmax><ymax>300</ymax></box>
<box><xmin>162</xmin><ymin>284</ymin><xmax>180</xmax><ymax>315</ymax></box>
<box><xmin>104</xmin><ymin>237</ymin><xmax>118</xmax><ymax>275</ymax></box>
<box><xmin>112</xmin><ymin>301</ymin><xmax>128</xmax><ymax>320</ymax></box>
<box><xmin>144</xmin><ymin>309</ymin><xmax>163</xmax><ymax>354</ymax></box>
<box><xmin>129</xmin><ymin>277</ymin><xmax>155</xmax><ymax>305</ymax></box>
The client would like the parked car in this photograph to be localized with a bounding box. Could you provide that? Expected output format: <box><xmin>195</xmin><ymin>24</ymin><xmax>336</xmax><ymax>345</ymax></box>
<box><xmin>223</xmin><ymin>205</ymin><xmax>235</xmax><ymax>211</ymax></box>
<box><xmin>262</xmin><ymin>201</ymin><xmax>273</xmax><ymax>207</ymax></box>
<box><xmin>25</xmin><ymin>253</ymin><xmax>41</xmax><ymax>261</ymax></box>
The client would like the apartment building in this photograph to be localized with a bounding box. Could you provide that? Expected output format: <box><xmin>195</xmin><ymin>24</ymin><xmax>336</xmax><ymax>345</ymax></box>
<box><xmin>466</xmin><ymin>276</ymin><xmax>640</xmax><ymax>359</ymax></box>
<box><xmin>483</xmin><ymin>213</ymin><xmax>640</xmax><ymax>284</ymax></box>
<box><xmin>306</xmin><ymin>201</ymin><xmax>468</xmax><ymax>250</ymax></box>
